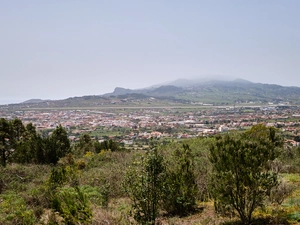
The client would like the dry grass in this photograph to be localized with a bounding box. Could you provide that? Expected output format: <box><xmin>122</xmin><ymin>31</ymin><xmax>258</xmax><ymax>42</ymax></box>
<box><xmin>90</xmin><ymin>200</ymin><xmax>233</xmax><ymax>225</ymax></box>
<box><xmin>158</xmin><ymin>202</ymin><xmax>230</xmax><ymax>225</ymax></box>
<box><xmin>91</xmin><ymin>198</ymin><xmax>135</xmax><ymax>225</ymax></box>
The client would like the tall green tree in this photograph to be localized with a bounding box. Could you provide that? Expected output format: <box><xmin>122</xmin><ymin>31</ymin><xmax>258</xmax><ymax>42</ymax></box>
<box><xmin>45</xmin><ymin>125</ymin><xmax>70</xmax><ymax>164</ymax></box>
<box><xmin>10</xmin><ymin>118</ymin><xmax>25</xmax><ymax>142</ymax></box>
<box><xmin>0</xmin><ymin>118</ymin><xmax>11</xmax><ymax>167</ymax></box>
<box><xmin>0</xmin><ymin>118</ymin><xmax>26</xmax><ymax>166</ymax></box>
<box><xmin>12</xmin><ymin>122</ymin><xmax>45</xmax><ymax>164</ymax></box>
<box><xmin>123</xmin><ymin>148</ymin><xmax>165</xmax><ymax>225</ymax></box>
<box><xmin>209</xmin><ymin>124</ymin><xmax>282</xmax><ymax>224</ymax></box>
<box><xmin>26</xmin><ymin>124</ymin><xmax>45</xmax><ymax>164</ymax></box>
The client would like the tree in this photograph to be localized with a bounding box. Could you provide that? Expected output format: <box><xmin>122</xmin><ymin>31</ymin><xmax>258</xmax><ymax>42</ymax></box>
<box><xmin>10</xmin><ymin>118</ymin><xmax>25</xmax><ymax>142</ymax></box>
<box><xmin>0</xmin><ymin>118</ymin><xmax>11</xmax><ymax>167</ymax></box>
<box><xmin>209</xmin><ymin>124</ymin><xmax>282</xmax><ymax>224</ymax></box>
<box><xmin>0</xmin><ymin>119</ymin><xmax>46</xmax><ymax>165</ymax></box>
<box><xmin>45</xmin><ymin>125</ymin><xmax>70</xmax><ymax>164</ymax></box>
<box><xmin>30</xmin><ymin>129</ymin><xmax>45</xmax><ymax>164</ymax></box>
<box><xmin>94</xmin><ymin>139</ymin><xmax>120</xmax><ymax>153</ymax></box>
<box><xmin>75</xmin><ymin>134</ymin><xmax>94</xmax><ymax>156</ymax></box>
<box><xmin>123</xmin><ymin>148</ymin><xmax>165</xmax><ymax>225</ymax></box>
<box><xmin>0</xmin><ymin>118</ymin><xmax>27</xmax><ymax>166</ymax></box>
<box><xmin>294</xmin><ymin>135</ymin><xmax>300</xmax><ymax>143</ymax></box>
<box><xmin>162</xmin><ymin>144</ymin><xmax>198</xmax><ymax>216</ymax></box>
<box><xmin>12</xmin><ymin>122</ymin><xmax>42</xmax><ymax>164</ymax></box>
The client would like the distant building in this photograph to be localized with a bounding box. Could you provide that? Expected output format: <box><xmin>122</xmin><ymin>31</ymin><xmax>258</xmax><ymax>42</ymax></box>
<box><xmin>219</xmin><ymin>125</ymin><xmax>229</xmax><ymax>132</ymax></box>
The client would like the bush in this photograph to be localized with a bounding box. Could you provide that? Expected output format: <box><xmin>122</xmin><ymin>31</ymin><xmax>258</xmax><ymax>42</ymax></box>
<box><xmin>209</xmin><ymin>125</ymin><xmax>282</xmax><ymax>224</ymax></box>
<box><xmin>270</xmin><ymin>180</ymin><xmax>295</xmax><ymax>205</ymax></box>
<box><xmin>123</xmin><ymin>148</ymin><xmax>165</xmax><ymax>225</ymax></box>
<box><xmin>162</xmin><ymin>144</ymin><xmax>198</xmax><ymax>216</ymax></box>
<box><xmin>51</xmin><ymin>186</ymin><xmax>92</xmax><ymax>225</ymax></box>
<box><xmin>0</xmin><ymin>191</ymin><xmax>36</xmax><ymax>225</ymax></box>
<box><xmin>287</xmin><ymin>212</ymin><xmax>300</xmax><ymax>222</ymax></box>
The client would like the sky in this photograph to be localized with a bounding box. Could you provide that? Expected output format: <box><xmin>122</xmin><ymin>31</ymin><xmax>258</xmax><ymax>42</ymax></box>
<box><xmin>1</xmin><ymin>0</ymin><xmax>299</xmax><ymax>104</ymax></box>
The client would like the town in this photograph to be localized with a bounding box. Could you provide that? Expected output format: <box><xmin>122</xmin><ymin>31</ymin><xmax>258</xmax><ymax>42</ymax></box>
<box><xmin>1</xmin><ymin>104</ymin><xmax>300</xmax><ymax>147</ymax></box>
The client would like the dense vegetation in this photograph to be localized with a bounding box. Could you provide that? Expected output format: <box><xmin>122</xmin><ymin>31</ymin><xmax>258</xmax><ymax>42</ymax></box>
<box><xmin>0</xmin><ymin>118</ymin><xmax>70</xmax><ymax>166</ymax></box>
<box><xmin>1</xmin><ymin>118</ymin><xmax>300</xmax><ymax>224</ymax></box>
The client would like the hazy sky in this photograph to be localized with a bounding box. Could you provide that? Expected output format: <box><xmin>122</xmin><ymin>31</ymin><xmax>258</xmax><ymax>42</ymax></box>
<box><xmin>1</xmin><ymin>1</ymin><xmax>299</xmax><ymax>104</ymax></box>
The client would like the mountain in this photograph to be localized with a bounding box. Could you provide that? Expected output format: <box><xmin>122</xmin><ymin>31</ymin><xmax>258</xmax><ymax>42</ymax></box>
<box><xmin>104</xmin><ymin>78</ymin><xmax>300</xmax><ymax>104</ymax></box>
<box><xmin>109</xmin><ymin>87</ymin><xmax>139</xmax><ymax>95</ymax></box>
<box><xmin>21</xmin><ymin>99</ymin><xmax>50</xmax><ymax>104</ymax></box>
<box><xmin>2</xmin><ymin>78</ymin><xmax>300</xmax><ymax>109</ymax></box>
<box><xmin>165</xmin><ymin>76</ymin><xmax>238</xmax><ymax>87</ymax></box>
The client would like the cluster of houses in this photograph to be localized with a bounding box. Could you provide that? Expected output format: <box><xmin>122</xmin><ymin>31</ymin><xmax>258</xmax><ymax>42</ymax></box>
<box><xmin>0</xmin><ymin>105</ymin><xmax>299</xmax><ymax>146</ymax></box>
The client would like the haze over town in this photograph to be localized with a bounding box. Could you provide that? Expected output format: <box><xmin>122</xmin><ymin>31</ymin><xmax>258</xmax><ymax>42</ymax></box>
<box><xmin>1</xmin><ymin>1</ymin><xmax>299</xmax><ymax>104</ymax></box>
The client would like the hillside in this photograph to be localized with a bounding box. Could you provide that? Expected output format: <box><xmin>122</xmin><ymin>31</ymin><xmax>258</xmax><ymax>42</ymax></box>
<box><xmin>1</xmin><ymin>124</ymin><xmax>300</xmax><ymax>225</ymax></box>
<box><xmin>2</xmin><ymin>78</ymin><xmax>300</xmax><ymax>109</ymax></box>
<box><xmin>105</xmin><ymin>79</ymin><xmax>300</xmax><ymax>105</ymax></box>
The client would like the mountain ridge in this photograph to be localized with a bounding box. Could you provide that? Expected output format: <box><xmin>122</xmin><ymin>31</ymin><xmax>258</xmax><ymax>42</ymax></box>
<box><xmin>2</xmin><ymin>78</ymin><xmax>300</xmax><ymax>108</ymax></box>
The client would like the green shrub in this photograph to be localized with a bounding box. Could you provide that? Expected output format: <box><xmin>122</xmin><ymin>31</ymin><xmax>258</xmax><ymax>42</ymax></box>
<box><xmin>287</xmin><ymin>212</ymin><xmax>300</xmax><ymax>222</ymax></box>
<box><xmin>0</xmin><ymin>191</ymin><xmax>35</xmax><ymax>225</ymax></box>
<box><xmin>123</xmin><ymin>148</ymin><xmax>165</xmax><ymax>225</ymax></box>
<box><xmin>80</xmin><ymin>185</ymin><xmax>106</xmax><ymax>206</ymax></box>
<box><xmin>209</xmin><ymin>125</ymin><xmax>282</xmax><ymax>224</ymax></box>
<box><xmin>47</xmin><ymin>164</ymin><xmax>79</xmax><ymax>191</ymax></box>
<box><xmin>162</xmin><ymin>144</ymin><xmax>198</xmax><ymax>216</ymax></box>
<box><xmin>52</xmin><ymin>186</ymin><xmax>92</xmax><ymax>225</ymax></box>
